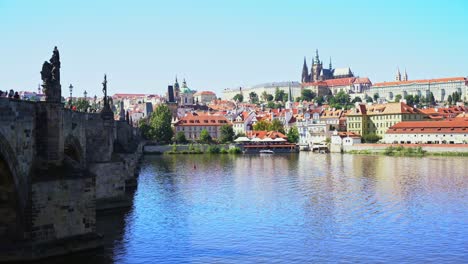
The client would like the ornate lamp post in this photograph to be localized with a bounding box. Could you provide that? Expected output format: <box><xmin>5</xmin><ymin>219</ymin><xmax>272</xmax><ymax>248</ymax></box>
<box><xmin>68</xmin><ymin>84</ymin><xmax>73</xmax><ymax>106</ymax></box>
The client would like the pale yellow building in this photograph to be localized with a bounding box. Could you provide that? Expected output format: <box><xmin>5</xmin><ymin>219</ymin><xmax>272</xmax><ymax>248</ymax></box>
<box><xmin>347</xmin><ymin>102</ymin><xmax>425</xmax><ymax>137</ymax></box>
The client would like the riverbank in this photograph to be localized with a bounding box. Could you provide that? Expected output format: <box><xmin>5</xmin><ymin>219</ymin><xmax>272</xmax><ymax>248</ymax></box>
<box><xmin>344</xmin><ymin>144</ymin><xmax>468</xmax><ymax>157</ymax></box>
<box><xmin>143</xmin><ymin>143</ymin><xmax>242</xmax><ymax>155</ymax></box>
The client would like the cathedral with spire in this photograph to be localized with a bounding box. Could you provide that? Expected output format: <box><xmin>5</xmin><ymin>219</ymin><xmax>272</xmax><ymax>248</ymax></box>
<box><xmin>301</xmin><ymin>49</ymin><xmax>354</xmax><ymax>83</ymax></box>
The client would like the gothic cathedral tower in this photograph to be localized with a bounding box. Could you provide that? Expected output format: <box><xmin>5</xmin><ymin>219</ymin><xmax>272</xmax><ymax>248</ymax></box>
<box><xmin>301</xmin><ymin>57</ymin><xmax>310</xmax><ymax>83</ymax></box>
<box><xmin>311</xmin><ymin>49</ymin><xmax>322</xmax><ymax>82</ymax></box>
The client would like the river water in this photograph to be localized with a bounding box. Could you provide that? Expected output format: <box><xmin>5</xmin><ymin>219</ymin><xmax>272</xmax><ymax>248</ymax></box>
<box><xmin>51</xmin><ymin>153</ymin><xmax>467</xmax><ymax>263</ymax></box>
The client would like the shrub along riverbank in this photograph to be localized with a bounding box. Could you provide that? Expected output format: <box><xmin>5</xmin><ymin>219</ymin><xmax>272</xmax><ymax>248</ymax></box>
<box><xmin>165</xmin><ymin>143</ymin><xmax>242</xmax><ymax>155</ymax></box>
<box><xmin>346</xmin><ymin>145</ymin><xmax>468</xmax><ymax>157</ymax></box>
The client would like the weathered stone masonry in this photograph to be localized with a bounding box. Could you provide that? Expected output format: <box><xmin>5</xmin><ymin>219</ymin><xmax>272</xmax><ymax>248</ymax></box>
<box><xmin>0</xmin><ymin>48</ymin><xmax>141</xmax><ymax>261</ymax></box>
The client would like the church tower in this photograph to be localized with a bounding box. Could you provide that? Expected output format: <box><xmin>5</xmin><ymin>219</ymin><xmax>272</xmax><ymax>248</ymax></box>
<box><xmin>311</xmin><ymin>49</ymin><xmax>322</xmax><ymax>82</ymax></box>
<box><xmin>174</xmin><ymin>76</ymin><xmax>180</xmax><ymax>101</ymax></box>
<box><xmin>286</xmin><ymin>83</ymin><xmax>294</xmax><ymax>110</ymax></box>
<box><xmin>403</xmin><ymin>69</ymin><xmax>408</xmax><ymax>81</ymax></box>
<box><xmin>395</xmin><ymin>68</ymin><xmax>402</xmax><ymax>81</ymax></box>
<box><xmin>301</xmin><ymin>57</ymin><xmax>309</xmax><ymax>83</ymax></box>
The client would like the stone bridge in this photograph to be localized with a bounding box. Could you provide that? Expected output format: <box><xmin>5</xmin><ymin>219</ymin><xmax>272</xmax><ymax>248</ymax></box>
<box><xmin>0</xmin><ymin>48</ymin><xmax>141</xmax><ymax>261</ymax></box>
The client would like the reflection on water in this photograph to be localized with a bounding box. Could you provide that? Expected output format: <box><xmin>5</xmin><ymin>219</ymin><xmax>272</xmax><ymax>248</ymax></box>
<box><xmin>55</xmin><ymin>153</ymin><xmax>468</xmax><ymax>263</ymax></box>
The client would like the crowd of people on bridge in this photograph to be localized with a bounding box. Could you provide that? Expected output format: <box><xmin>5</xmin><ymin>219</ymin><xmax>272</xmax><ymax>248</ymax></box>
<box><xmin>0</xmin><ymin>89</ymin><xmax>20</xmax><ymax>99</ymax></box>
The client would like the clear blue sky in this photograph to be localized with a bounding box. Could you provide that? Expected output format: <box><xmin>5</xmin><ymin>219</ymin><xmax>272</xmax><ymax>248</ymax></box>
<box><xmin>0</xmin><ymin>0</ymin><xmax>467</xmax><ymax>97</ymax></box>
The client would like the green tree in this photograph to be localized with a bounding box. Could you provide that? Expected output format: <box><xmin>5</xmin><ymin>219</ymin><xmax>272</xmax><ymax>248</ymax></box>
<box><xmin>266</xmin><ymin>94</ymin><xmax>274</xmax><ymax>101</ymax></box>
<box><xmin>352</xmin><ymin>96</ymin><xmax>362</xmax><ymax>103</ymax></box>
<box><xmin>362</xmin><ymin>133</ymin><xmax>381</xmax><ymax>143</ymax></box>
<box><xmin>75</xmin><ymin>98</ymin><xmax>90</xmax><ymax>112</ymax></box>
<box><xmin>405</xmin><ymin>94</ymin><xmax>414</xmax><ymax>106</ymax></box>
<box><xmin>219</xmin><ymin>124</ymin><xmax>235</xmax><ymax>143</ymax></box>
<box><xmin>452</xmin><ymin>91</ymin><xmax>461</xmax><ymax>103</ymax></box>
<box><xmin>138</xmin><ymin>118</ymin><xmax>152</xmax><ymax>140</ymax></box>
<box><xmin>233</xmin><ymin>93</ymin><xmax>243</xmax><ymax>102</ymax></box>
<box><xmin>315</xmin><ymin>95</ymin><xmax>325</xmax><ymax>105</ymax></box>
<box><xmin>286</xmin><ymin>127</ymin><xmax>299</xmax><ymax>143</ymax></box>
<box><xmin>274</xmin><ymin>87</ymin><xmax>286</xmax><ymax>102</ymax></box>
<box><xmin>261</xmin><ymin>91</ymin><xmax>269</xmax><ymax>102</ymax></box>
<box><xmin>266</xmin><ymin>101</ymin><xmax>275</xmax><ymax>109</ymax></box>
<box><xmin>366</xmin><ymin>96</ymin><xmax>373</xmax><ymax>103</ymax></box>
<box><xmin>149</xmin><ymin>104</ymin><xmax>173</xmax><ymax>143</ymax></box>
<box><xmin>373</xmin><ymin>93</ymin><xmax>379</xmax><ymax>102</ymax></box>
<box><xmin>175</xmin><ymin>131</ymin><xmax>188</xmax><ymax>144</ymax></box>
<box><xmin>335</xmin><ymin>90</ymin><xmax>351</xmax><ymax>106</ymax></box>
<box><xmin>234</xmin><ymin>132</ymin><xmax>246</xmax><ymax>139</ymax></box>
<box><xmin>199</xmin><ymin>129</ymin><xmax>212</xmax><ymax>143</ymax></box>
<box><xmin>429</xmin><ymin>92</ymin><xmax>435</xmax><ymax>105</ymax></box>
<box><xmin>301</xmin><ymin>89</ymin><xmax>316</xmax><ymax>101</ymax></box>
<box><xmin>249</xmin><ymin>92</ymin><xmax>259</xmax><ymax>104</ymax></box>
<box><xmin>421</xmin><ymin>96</ymin><xmax>427</xmax><ymax>105</ymax></box>
<box><xmin>447</xmin><ymin>94</ymin><xmax>453</xmax><ymax>105</ymax></box>
<box><xmin>253</xmin><ymin>120</ymin><xmax>270</xmax><ymax>131</ymax></box>
<box><xmin>414</xmin><ymin>95</ymin><xmax>420</xmax><ymax>105</ymax></box>
<box><xmin>270</xmin><ymin>119</ymin><xmax>285</xmax><ymax>134</ymax></box>
<box><xmin>395</xmin><ymin>94</ymin><xmax>402</xmax><ymax>102</ymax></box>
<box><xmin>253</xmin><ymin>119</ymin><xmax>285</xmax><ymax>133</ymax></box>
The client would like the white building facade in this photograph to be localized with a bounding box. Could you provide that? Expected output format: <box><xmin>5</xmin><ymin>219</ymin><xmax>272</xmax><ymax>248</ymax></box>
<box><xmin>371</xmin><ymin>77</ymin><xmax>467</xmax><ymax>103</ymax></box>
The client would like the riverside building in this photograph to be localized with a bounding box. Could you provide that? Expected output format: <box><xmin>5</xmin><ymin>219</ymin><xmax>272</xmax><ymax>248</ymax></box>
<box><xmin>383</xmin><ymin>118</ymin><xmax>468</xmax><ymax>144</ymax></box>
<box><xmin>346</xmin><ymin>102</ymin><xmax>426</xmax><ymax>137</ymax></box>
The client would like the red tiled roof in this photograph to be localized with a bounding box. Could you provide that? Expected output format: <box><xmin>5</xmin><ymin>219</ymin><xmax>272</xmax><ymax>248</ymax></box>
<box><xmin>193</xmin><ymin>91</ymin><xmax>216</xmax><ymax>96</ymax></box>
<box><xmin>419</xmin><ymin>106</ymin><xmax>467</xmax><ymax>119</ymax></box>
<box><xmin>321</xmin><ymin>109</ymin><xmax>343</xmax><ymax>118</ymax></box>
<box><xmin>324</xmin><ymin>77</ymin><xmax>355</xmax><ymax>86</ymax></box>
<box><xmin>176</xmin><ymin>113</ymin><xmax>230</xmax><ymax>126</ymax></box>
<box><xmin>353</xmin><ymin>77</ymin><xmax>372</xmax><ymax>84</ymax></box>
<box><xmin>373</xmin><ymin>77</ymin><xmax>466</xmax><ymax>87</ymax></box>
<box><xmin>387</xmin><ymin>118</ymin><xmax>468</xmax><ymax>134</ymax></box>
<box><xmin>349</xmin><ymin>102</ymin><xmax>422</xmax><ymax>116</ymax></box>
<box><xmin>302</xmin><ymin>77</ymin><xmax>372</xmax><ymax>87</ymax></box>
<box><xmin>337</xmin><ymin>131</ymin><xmax>361</xmax><ymax>138</ymax></box>
<box><xmin>247</xmin><ymin>130</ymin><xmax>287</xmax><ymax>139</ymax></box>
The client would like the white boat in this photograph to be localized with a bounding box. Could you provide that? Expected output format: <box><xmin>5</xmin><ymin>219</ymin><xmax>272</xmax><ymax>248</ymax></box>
<box><xmin>259</xmin><ymin>149</ymin><xmax>274</xmax><ymax>154</ymax></box>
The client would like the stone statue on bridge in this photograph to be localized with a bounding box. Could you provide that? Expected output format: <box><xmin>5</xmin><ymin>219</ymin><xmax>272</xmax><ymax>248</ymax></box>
<box><xmin>41</xmin><ymin>46</ymin><xmax>62</xmax><ymax>103</ymax></box>
<box><xmin>100</xmin><ymin>74</ymin><xmax>114</xmax><ymax>120</ymax></box>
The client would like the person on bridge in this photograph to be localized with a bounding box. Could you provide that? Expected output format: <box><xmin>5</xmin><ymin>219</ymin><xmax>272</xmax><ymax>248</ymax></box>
<box><xmin>13</xmin><ymin>92</ymin><xmax>20</xmax><ymax>99</ymax></box>
<box><xmin>8</xmin><ymin>89</ymin><xmax>14</xmax><ymax>98</ymax></box>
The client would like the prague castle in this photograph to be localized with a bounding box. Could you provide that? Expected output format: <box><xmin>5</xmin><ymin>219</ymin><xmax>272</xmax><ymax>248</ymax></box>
<box><xmin>301</xmin><ymin>49</ymin><xmax>354</xmax><ymax>83</ymax></box>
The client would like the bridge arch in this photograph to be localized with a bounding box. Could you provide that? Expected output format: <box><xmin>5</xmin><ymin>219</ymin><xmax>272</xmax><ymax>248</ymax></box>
<box><xmin>64</xmin><ymin>135</ymin><xmax>85</xmax><ymax>168</ymax></box>
<box><xmin>0</xmin><ymin>132</ymin><xmax>22</xmax><ymax>241</ymax></box>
